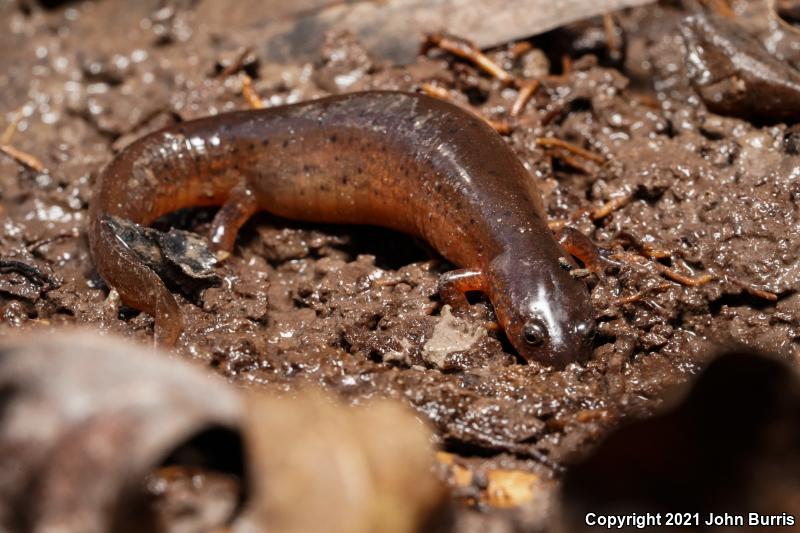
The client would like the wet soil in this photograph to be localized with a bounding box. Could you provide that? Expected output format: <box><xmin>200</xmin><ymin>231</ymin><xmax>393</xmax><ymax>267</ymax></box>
<box><xmin>1</xmin><ymin>0</ymin><xmax>799</xmax><ymax>530</ymax></box>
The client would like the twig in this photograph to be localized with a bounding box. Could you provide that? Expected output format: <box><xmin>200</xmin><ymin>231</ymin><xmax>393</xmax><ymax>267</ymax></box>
<box><xmin>509</xmin><ymin>41</ymin><xmax>533</xmax><ymax>59</ymax></box>
<box><xmin>611</xmin><ymin>252</ymin><xmax>715</xmax><ymax>287</ymax></box>
<box><xmin>615</xmin><ymin>231</ymin><xmax>672</xmax><ymax>259</ymax></box>
<box><xmin>241</xmin><ymin>74</ymin><xmax>264</xmax><ymax>110</ymax></box>
<box><xmin>702</xmin><ymin>0</ymin><xmax>735</xmax><ymax>18</ymax></box>
<box><xmin>420</xmin><ymin>83</ymin><xmax>512</xmax><ymax>135</ymax></box>
<box><xmin>654</xmin><ymin>263</ymin><xmax>714</xmax><ymax>287</ymax></box>
<box><xmin>556</xmin><ymin>153</ymin><xmax>597</xmax><ymax>175</ymax></box>
<box><xmin>216</xmin><ymin>46</ymin><xmax>255</xmax><ymax>79</ymax></box>
<box><xmin>423</xmin><ymin>33</ymin><xmax>514</xmax><ymax>84</ymax></box>
<box><xmin>590</xmin><ymin>192</ymin><xmax>633</xmax><ymax>221</ymax></box>
<box><xmin>730</xmin><ymin>278</ymin><xmax>779</xmax><ymax>302</ymax></box>
<box><xmin>548</xmin><ymin>219</ymin><xmax>570</xmax><ymax>231</ymax></box>
<box><xmin>609</xmin><ymin>283</ymin><xmax>671</xmax><ymax>306</ymax></box>
<box><xmin>1</xmin><ymin>106</ymin><xmax>24</xmax><ymax>144</ymax></box>
<box><xmin>511</xmin><ymin>80</ymin><xmax>540</xmax><ymax>117</ymax></box>
<box><xmin>419</xmin><ymin>83</ymin><xmax>451</xmax><ymax>100</ymax></box>
<box><xmin>542</xmin><ymin>55</ymin><xmax>574</xmax><ymax>84</ymax></box>
<box><xmin>536</xmin><ymin>137</ymin><xmax>605</xmax><ymax>163</ymax></box>
<box><xmin>486</xmin><ymin>119</ymin><xmax>513</xmax><ymax>135</ymax></box>
<box><xmin>540</xmin><ymin>101</ymin><xmax>567</xmax><ymax>126</ymax></box>
<box><xmin>0</xmin><ymin>143</ymin><xmax>46</xmax><ymax>173</ymax></box>
<box><xmin>603</xmin><ymin>14</ymin><xmax>622</xmax><ymax>58</ymax></box>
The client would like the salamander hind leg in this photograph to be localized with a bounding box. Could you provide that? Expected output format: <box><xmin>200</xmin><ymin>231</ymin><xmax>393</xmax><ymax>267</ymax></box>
<box><xmin>91</xmin><ymin>216</ymin><xmax>183</xmax><ymax>346</ymax></box>
<box><xmin>438</xmin><ymin>268</ymin><xmax>486</xmax><ymax>311</ymax></box>
<box><xmin>208</xmin><ymin>183</ymin><xmax>259</xmax><ymax>253</ymax></box>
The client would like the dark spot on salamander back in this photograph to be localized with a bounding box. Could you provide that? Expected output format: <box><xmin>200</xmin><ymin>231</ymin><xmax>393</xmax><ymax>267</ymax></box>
<box><xmin>329</xmin><ymin>134</ymin><xmax>338</xmax><ymax>143</ymax></box>
<box><xmin>282</xmin><ymin>139</ymin><xmax>289</xmax><ymax>148</ymax></box>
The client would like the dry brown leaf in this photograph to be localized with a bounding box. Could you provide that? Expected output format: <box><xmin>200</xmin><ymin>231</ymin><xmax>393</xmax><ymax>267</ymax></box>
<box><xmin>437</xmin><ymin>451</ymin><xmax>546</xmax><ymax>508</ymax></box>
<box><xmin>0</xmin><ymin>331</ymin><xmax>243</xmax><ymax>533</ymax></box>
<box><xmin>485</xmin><ymin>469</ymin><xmax>541</xmax><ymax>508</ymax></box>
<box><xmin>200</xmin><ymin>0</ymin><xmax>656</xmax><ymax>64</ymax></box>
<box><xmin>236</xmin><ymin>391</ymin><xmax>445</xmax><ymax>533</ymax></box>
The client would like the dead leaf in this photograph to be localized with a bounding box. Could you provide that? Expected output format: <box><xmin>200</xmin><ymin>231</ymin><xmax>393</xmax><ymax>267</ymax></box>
<box><xmin>104</xmin><ymin>216</ymin><xmax>220</xmax><ymax>296</ymax></box>
<box><xmin>0</xmin><ymin>331</ymin><xmax>244</xmax><ymax>533</ymax></box>
<box><xmin>236</xmin><ymin>391</ymin><xmax>445</xmax><ymax>533</ymax></box>
<box><xmin>437</xmin><ymin>451</ymin><xmax>549</xmax><ymax>508</ymax></box>
<box><xmin>199</xmin><ymin>0</ymin><xmax>657</xmax><ymax>64</ymax></box>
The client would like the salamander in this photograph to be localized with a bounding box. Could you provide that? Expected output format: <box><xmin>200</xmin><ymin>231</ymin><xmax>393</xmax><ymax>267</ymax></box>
<box><xmin>89</xmin><ymin>91</ymin><xmax>595</xmax><ymax>367</ymax></box>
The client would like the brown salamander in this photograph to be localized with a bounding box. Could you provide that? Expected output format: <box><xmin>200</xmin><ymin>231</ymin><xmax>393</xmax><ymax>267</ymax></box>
<box><xmin>89</xmin><ymin>91</ymin><xmax>595</xmax><ymax>366</ymax></box>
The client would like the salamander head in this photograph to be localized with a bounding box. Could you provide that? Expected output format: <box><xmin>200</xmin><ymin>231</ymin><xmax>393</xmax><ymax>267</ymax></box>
<box><xmin>487</xmin><ymin>252</ymin><xmax>595</xmax><ymax>368</ymax></box>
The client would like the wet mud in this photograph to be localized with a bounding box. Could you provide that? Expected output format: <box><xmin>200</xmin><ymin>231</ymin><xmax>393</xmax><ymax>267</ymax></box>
<box><xmin>1</xmin><ymin>0</ymin><xmax>799</xmax><ymax>530</ymax></box>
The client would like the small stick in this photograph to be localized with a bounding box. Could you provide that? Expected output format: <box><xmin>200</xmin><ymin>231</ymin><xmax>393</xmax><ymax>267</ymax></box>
<box><xmin>548</xmin><ymin>219</ymin><xmax>569</xmax><ymax>231</ymax></box>
<box><xmin>536</xmin><ymin>137</ymin><xmax>605</xmax><ymax>163</ymax></box>
<box><xmin>640</xmin><ymin>247</ymin><xmax>671</xmax><ymax>260</ymax></box>
<box><xmin>554</xmin><ymin>152</ymin><xmax>596</xmax><ymax>175</ymax></box>
<box><xmin>654</xmin><ymin>263</ymin><xmax>714</xmax><ymax>287</ymax></box>
<box><xmin>509</xmin><ymin>41</ymin><xmax>533</xmax><ymax>59</ymax></box>
<box><xmin>419</xmin><ymin>82</ymin><xmax>452</xmax><ymax>101</ymax></box>
<box><xmin>423</xmin><ymin>33</ymin><xmax>514</xmax><ymax>84</ymax></box>
<box><xmin>569</xmin><ymin>268</ymin><xmax>592</xmax><ymax>279</ymax></box>
<box><xmin>615</xmin><ymin>231</ymin><xmax>672</xmax><ymax>259</ymax></box>
<box><xmin>590</xmin><ymin>192</ymin><xmax>633</xmax><ymax>221</ymax></box>
<box><xmin>611</xmin><ymin>252</ymin><xmax>715</xmax><ymax>288</ymax></box>
<box><xmin>241</xmin><ymin>74</ymin><xmax>264</xmax><ymax>109</ymax></box>
<box><xmin>602</xmin><ymin>14</ymin><xmax>622</xmax><ymax>58</ymax></box>
<box><xmin>486</xmin><ymin>119</ymin><xmax>513</xmax><ymax>135</ymax></box>
<box><xmin>561</xmin><ymin>55</ymin><xmax>573</xmax><ymax>76</ymax></box>
<box><xmin>216</xmin><ymin>46</ymin><xmax>255</xmax><ymax>80</ymax></box>
<box><xmin>730</xmin><ymin>278</ymin><xmax>779</xmax><ymax>302</ymax></box>
<box><xmin>540</xmin><ymin>101</ymin><xmax>567</xmax><ymax>126</ymax></box>
<box><xmin>1</xmin><ymin>106</ymin><xmax>24</xmax><ymax>144</ymax></box>
<box><xmin>483</xmin><ymin>320</ymin><xmax>501</xmax><ymax>331</ymax></box>
<box><xmin>632</xmin><ymin>93</ymin><xmax>661</xmax><ymax>109</ymax></box>
<box><xmin>0</xmin><ymin>143</ymin><xmax>46</xmax><ymax>173</ymax></box>
<box><xmin>543</xmin><ymin>55</ymin><xmax>574</xmax><ymax>84</ymax></box>
<box><xmin>420</xmin><ymin>83</ymin><xmax>513</xmax><ymax>135</ymax></box>
<box><xmin>511</xmin><ymin>80</ymin><xmax>540</xmax><ymax>117</ymax></box>
<box><xmin>609</xmin><ymin>282</ymin><xmax>671</xmax><ymax>306</ymax></box>
<box><xmin>703</xmin><ymin>0</ymin><xmax>735</xmax><ymax>18</ymax></box>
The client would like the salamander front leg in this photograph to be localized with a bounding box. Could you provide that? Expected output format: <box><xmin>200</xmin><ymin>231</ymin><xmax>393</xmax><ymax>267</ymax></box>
<box><xmin>208</xmin><ymin>183</ymin><xmax>259</xmax><ymax>253</ymax></box>
<box><xmin>555</xmin><ymin>226</ymin><xmax>605</xmax><ymax>275</ymax></box>
<box><xmin>438</xmin><ymin>268</ymin><xmax>486</xmax><ymax>311</ymax></box>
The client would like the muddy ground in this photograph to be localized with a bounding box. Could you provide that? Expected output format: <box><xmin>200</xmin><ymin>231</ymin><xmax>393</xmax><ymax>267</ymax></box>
<box><xmin>1</xmin><ymin>0</ymin><xmax>799</xmax><ymax>531</ymax></box>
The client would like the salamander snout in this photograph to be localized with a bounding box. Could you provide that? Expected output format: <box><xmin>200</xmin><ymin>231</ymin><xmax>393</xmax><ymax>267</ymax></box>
<box><xmin>575</xmin><ymin>319</ymin><xmax>596</xmax><ymax>339</ymax></box>
<box><xmin>522</xmin><ymin>318</ymin><xmax>596</xmax><ymax>347</ymax></box>
<box><xmin>488</xmin><ymin>253</ymin><xmax>596</xmax><ymax>367</ymax></box>
<box><xmin>510</xmin><ymin>312</ymin><xmax>596</xmax><ymax>367</ymax></box>
<box><xmin>527</xmin><ymin>318</ymin><xmax>595</xmax><ymax>348</ymax></box>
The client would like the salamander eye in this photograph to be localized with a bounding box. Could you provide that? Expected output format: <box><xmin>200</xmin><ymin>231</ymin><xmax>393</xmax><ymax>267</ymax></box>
<box><xmin>522</xmin><ymin>320</ymin><xmax>546</xmax><ymax>346</ymax></box>
<box><xmin>576</xmin><ymin>320</ymin><xmax>596</xmax><ymax>338</ymax></box>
